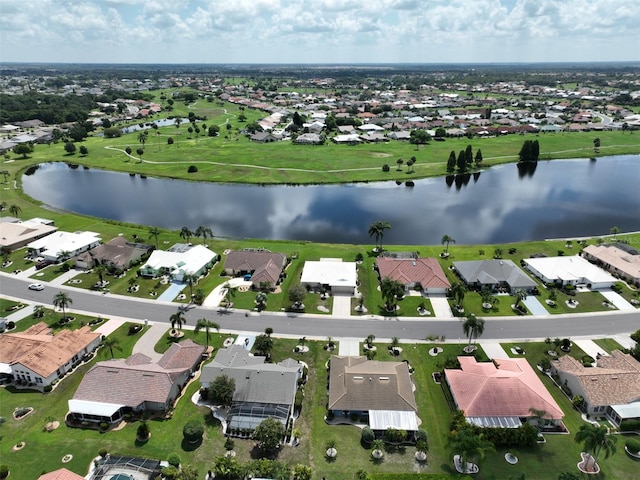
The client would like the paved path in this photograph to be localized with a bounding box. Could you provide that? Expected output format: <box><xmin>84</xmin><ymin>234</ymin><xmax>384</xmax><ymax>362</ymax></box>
<box><xmin>599</xmin><ymin>289</ymin><xmax>635</xmax><ymax>311</ymax></box>
<box><xmin>49</xmin><ymin>269</ymin><xmax>84</xmax><ymax>286</ymax></box>
<box><xmin>574</xmin><ymin>339</ymin><xmax>609</xmax><ymax>360</ymax></box>
<box><xmin>332</xmin><ymin>295</ymin><xmax>352</xmax><ymax>317</ymax></box>
<box><xmin>478</xmin><ymin>340</ymin><xmax>510</xmax><ymax>359</ymax></box>
<box><xmin>522</xmin><ymin>296</ymin><xmax>548</xmax><ymax>315</ymax></box>
<box><xmin>429</xmin><ymin>295</ymin><xmax>453</xmax><ymax>318</ymax></box>
<box><xmin>3</xmin><ymin>303</ymin><xmax>35</xmax><ymax>323</ymax></box>
<box><xmin>338</xmin><ymin>338</ymin><xmax>361</xmax><ymax>356</ymax></box>
<box><xmin>94</xmin><ymin>317</ymin><xmax>127</xmax><ymax>336</ymax></box>
<box><xmin>131</xmin><ymin>322</ymin><xmax>167</xmax><ymax>361</ymax></box>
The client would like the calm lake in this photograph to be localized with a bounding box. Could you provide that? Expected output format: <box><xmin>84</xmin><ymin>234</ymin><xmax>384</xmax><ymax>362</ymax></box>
<box><xmin>23</xmin><ymin>155</ymin><xmax>640</xmax><ymax>245</ymax></box>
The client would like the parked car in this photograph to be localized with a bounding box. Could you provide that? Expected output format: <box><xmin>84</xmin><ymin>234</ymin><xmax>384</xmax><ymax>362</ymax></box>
<box><xmin>28</xmin><ymin>283</ymin><xmax>44</xmax><ymax>291</ymax></box>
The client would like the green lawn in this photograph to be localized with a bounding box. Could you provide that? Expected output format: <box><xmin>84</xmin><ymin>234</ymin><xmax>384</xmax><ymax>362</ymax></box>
<box><xmin>2</xmin><ymin>329</ymin><xmax>639</xmax><ymax>479</ymax></box>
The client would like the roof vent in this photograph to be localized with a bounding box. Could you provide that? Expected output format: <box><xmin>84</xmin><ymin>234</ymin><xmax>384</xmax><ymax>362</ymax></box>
<box><xmin>353</xmin><ymin>376</ymin><xmax>363</xmax><ymax>380</ymax></box>
<box><xmin>379</xmin><ymin>376</ymin><xmax>389</xmax><ymax>381</ymax></box>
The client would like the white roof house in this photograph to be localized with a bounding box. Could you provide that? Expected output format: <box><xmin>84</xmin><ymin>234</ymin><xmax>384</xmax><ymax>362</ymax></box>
<box><xmin>524</xmin><ymin>255</ymin><xmax>616</xmax><ymax>289</ymax></box>
<box><xmin>140</xmin><ymin>244</ymin><xmax>216</xmax><ymax>282</ymax></box>
<box><xmin>27</xmin><ymin>231</ymin><xmax>101</xmax><ymax>262</ymax></box>
<box><xmin>300</xmin><ymin>258</ymin><xmax>357</xmax><ymax>295</ymax></box>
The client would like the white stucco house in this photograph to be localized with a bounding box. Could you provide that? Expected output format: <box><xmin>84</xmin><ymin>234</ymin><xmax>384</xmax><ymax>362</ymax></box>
<box><xmin>300</xmin><ymin>258</ymin><xmax>358</xmax><ymax>295</ymax></box>
<box><xmin>27</xmin><ymin>230</ymin><xmax>101</xmax><ymax>263</ymax></box>
<box><xmin>139</xmin><ymin>243</ymin><xmax>217</xmax><ymax>282</ymax></box>
<box><xmin>523</xmin><ymin>255</ymin><xmax>616</xmax><ymax>289</ymax></box>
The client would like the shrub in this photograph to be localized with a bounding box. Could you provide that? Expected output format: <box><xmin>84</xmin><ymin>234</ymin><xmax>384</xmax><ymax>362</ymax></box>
<box><xmin>294</xmin><ymin>390</ymin><xmax>304</xmax><ymax>411</ymax></box>
<box><xmin>137</xmin><ymin>420</ymin><xmax>150</xmax><ymax>438</ymax></box>
<box><xmin>100</xmin><ymin>422</ymin><xmax>109</xmax><ymax>430</ymax></box>
<box><xmin>621</xmin><ymin>419</ymin><xmax>640</xmax><ymax>431</ymax></box>
<box><xmin>625</xmin><ymin>438</ymin><xmax>640</xmax><ymax>453</ymax></box>
<box><xmin>44</xmin><ymin>385</ymin><xmax>52</xmax><ymax>392</ymax></box>
<box><xmin>6</xmin><ymin>321</ymin><xmax>15</xmax><ymax>330</ymax></box>
<box><xmin>167</xmin><ymin>453</ymin><xmax>181</xmax><ymax>468</ymax></box>
<box><xmin>382</xmin><ymin>164</ymin><xmax>390</xmax><ymax>172</ymax></box>
<box><xmin>183</xmin><ymin>420</ymin><xmax>204</xmax><ymax>443</ymax></box>
<box><xmin>187</xmin><ymin>165</ymin><xmax>198</xmax><ymax>173</ymax></box>
<box><xmin>99</xmin><ymin>448</ymin><xmax>108</xmax><ymax>458</ymax></box>
<box><xmin>415</xmin><ymin>429</ymin><xmax>428</xmax><ymax>442</ymax></box>
<box><xmin>224</xmin><ymin>437</ymin><xmax>235</xmax><ymax>451</ymax></box>
<box><xmin>361</xmin><ymin>426</ymin><xmax>374</xmax><ymax>446</ymax></box>
<box><xmin>167</xmin><ymin>137</ymin><xmax>174</xmax><ymax>145</ymax></box>
<box><xmin>0</xmin><ymin>465</ymin><xmax>8</xmax><ymax>479</ymax></box>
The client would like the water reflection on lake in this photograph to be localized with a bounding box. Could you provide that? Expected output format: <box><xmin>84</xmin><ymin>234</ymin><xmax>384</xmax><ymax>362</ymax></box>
<box><xmin>22</xmin><ymin>155</ymin><xmax>640</xmax><ymax>245</ymax></box>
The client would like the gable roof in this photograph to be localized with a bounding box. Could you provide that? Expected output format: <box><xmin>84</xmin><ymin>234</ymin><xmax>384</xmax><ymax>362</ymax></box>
<box><xmin>201</xmin><ymin>345</ymin><xmax>301</xmax><ymax>406</ymax></box>
<box><xmin>453</xmin><ymin>259</ymin><xmax>537</xmax><ymax>289</ymax></box>
<box><xmin>445</xmin><ymin>356</ymin><xmax>564</xmax><ymax>420</ymax></box>
<box><xmin>376</xmin><ymin>257</ymin><xmax>450</xmax><ymax>289</ymax></box>
<box><xmin>328</xmin><ymin>356</ymin><xmax>417</xmax><ymax>412</ymax></box>
<box><xmin>0</xmin><ymin>323</ymin><xmax>101</xmax><ymax>378</ymax></box>
<box><xmin>554</xmin><ymin>350</ymin><xmax>640</xmax><ymax>407</ymax></box>
<box><xmin>71</xmin><ymin>339</ymin><xmax>203</xmax><ymax>408</ymax></box>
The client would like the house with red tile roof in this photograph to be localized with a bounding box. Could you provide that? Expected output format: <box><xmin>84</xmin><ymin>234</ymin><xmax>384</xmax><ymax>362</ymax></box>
<box><xmin>0</xmin><ymin>322</ymin><xmax>101</xmax><ymax>390</ymax></box>
<box><xmin>38</xmin><ymin>468</ymin><xmax>85</xmax><ymax>480</ymax></box>
<box><xmin>68</xmin><ymin>339</ymin><xmax>204</xmax><ymax>425</ymax></box>
<box><xmin>445</xmin><ymin>356</ymin><xmax>564</xmax><ymax>429</ymax></box>
<box><xmin>376</xmin><ymin>256</ymin><xmax>450</xmax><ymax>294</ymax></box>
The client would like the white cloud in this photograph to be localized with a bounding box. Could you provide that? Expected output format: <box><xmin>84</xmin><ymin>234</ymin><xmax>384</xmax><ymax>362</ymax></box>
<box><xmin>0</xmin><ymin>0</ymin><xmax>637</xmax><ymax>63</ymax></box>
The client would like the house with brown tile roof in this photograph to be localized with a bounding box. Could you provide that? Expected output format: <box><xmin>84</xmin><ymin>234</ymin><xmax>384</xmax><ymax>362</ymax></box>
<box><xmin>376</xmin><ymin>256</ymin><xmax>450</xmax><ymax>294</ymax></box>
<box><xmin>0</xmin><ymin>217</ymin><xmax>58</xmax><ymax>249</ymax></box>
<box><xmin>223</xmin><ymin>249</ymin><xmax>287</xmax><ymax>289</ymax></box>
<box><xmin>552</xmin><ymin>350</ymin><xmax>640</xmax><ymax>426</ymax></box>
<box><xmin>68</xmin><ymin>339</ymin><xmax>204</xmax><ymax>425</ymax></box>
<box><xmin>74</xmin><ymin>236</ymin><xmax>153</xmax><ymax>271</ymax></box>
<box><xmin>328</xmin><ymin>355</ymin><xmax>419</xmax><ymax>432</ymax></box>
<box><xmin>0</xmin><ymin>322</ymin><xmax>101</xmax><ymax>390</ymax></box>
<box><xmin>445</xmin><ymin>356</ymin><xmax>564</xmax><ymax>429</ymax></box>
<box><xmin>582</xmin><ymin>244</ymin><xmax>640</xmax><ymax>286</ymax></box>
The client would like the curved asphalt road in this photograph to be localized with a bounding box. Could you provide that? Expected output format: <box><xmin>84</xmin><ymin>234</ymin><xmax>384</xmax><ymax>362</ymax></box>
<box><xmin>3</xmin><ymin>274</ymin><xmax>638</xmax><ymax>341</ymax></box>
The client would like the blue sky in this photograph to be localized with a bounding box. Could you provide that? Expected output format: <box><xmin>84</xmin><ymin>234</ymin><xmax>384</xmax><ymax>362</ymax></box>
<box><xmin>0</xmin><ymin>0</ymin><xmax>638</xmax><ymax>64</ymax></box>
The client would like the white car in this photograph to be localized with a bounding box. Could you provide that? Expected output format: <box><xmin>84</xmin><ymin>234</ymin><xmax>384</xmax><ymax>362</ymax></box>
<box><xmin>28</xmin><ymin>283</ymin><xmax>44</xmax><ymax>291</ymax></box>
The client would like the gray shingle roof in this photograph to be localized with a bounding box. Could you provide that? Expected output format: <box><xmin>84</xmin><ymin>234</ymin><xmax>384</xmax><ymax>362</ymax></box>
<box><xmin>453</xmin><ymin>259</ymin><xmax>536</xmax><ymax>289</ymax></box>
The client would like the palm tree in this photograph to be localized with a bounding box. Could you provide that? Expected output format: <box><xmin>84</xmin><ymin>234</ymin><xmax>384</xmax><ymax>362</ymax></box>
<box><xmin>182</xmin><ymin>272</ymin><xmax>198</xmax><ymax>299</ymax></box>
<box><xmin>574</xmin><ymin>424</ymin><xmax>617</xmax><ymax>471</ymax></box>
<box><xmin>169</xmin><ymin>312</ymin><xmax>186</xmax><ymax>332</ymax></box>
<box><xmin>56</xmin><ymin>249</ymin><xmax>72</xmax><ymax>263</ymax></box>
<box><xmin>128</xmin><ymin>276</ymin><xmax>137</xmax><ymax>292</ymax></box>
<box><xmin>33</xmin><ymin>304</ymin><xmax>45</xmax><ymax>318</ymax></box>
<box><xmin>513</xmin><ymin>288</ymin><xmax>527</xmax><ymax>311</ymax></box>
<box><xmin>450</xmin><ymin>282</ymin><xmax>467</xmax><ymax>310</ymax></box>
<box><xmin>102</xmin><ymin>336</ymin><xmax>121</xmax><ymax>358</ymax></box>
<box><xmin>380</xmin><ymin>277</ymin><xmax>404</xmax><ymax>312</ymax></box>
<box><xmin>610</xmin><ymin>226</ymin><xmax>620</xmax><ymax>241</ymax></box>
<box><xmin>137</xmin><ymin>130</ymin><xmax>149</xmax><ymax>147</ymax></box>
<box><xmin>448</xmin><ymin>427</ymin><xmax>494</xmax><ymax>473</ymax></box>
<box><xmin>174</xmin><ymin>116</ymin><xmax>182</xmax><ymax>129</ymax></box>
<box><xmin>148</xmin><ymin>226</ymin><xmax>161</xmax><ymax>248</ymax></box>
<box><xmin>493</xmin><ymin>247</ymin><xmax>503</xmax><ymax>259</ymax></box>
<box><xmin>462</xmin><ymin>313</ymin><xmax>485</xmax><ymax>348</ymax></box>
<box><xmin>441</xmin><ymin>234</ymin><xmax>456</xmax><ymax>256</ymax></box>
<box><xmin>264</xmin><ymin>327</ymin><xmax>273</xmax><ymax>337</ymax></box>
<box><xmin>52</xmin><ymin>291</ymin><xmax>72</xmax><ymax>320</ymax></box>
<box><xmin>255</xmin><ymin>291</ymin><xmax>268</xmax><ymax>310</ymax></box>
<box><xmin>528</xmin><ymin>407</ymin><xmax>548</xmax><ymax>431</ymax></box>
<box><xmin>180</xmin><ymin>226</ymin><xmax>193</xmax><ymax>244</ymax></box>
<box><xmin>8</xmin><ymin>204</ymin><xmax>21</xmax><ymax>217</ymax></box>
<box><xmin>195</xmin><ymin>225</ymin><xmax>214</xmax><ymax>245</ymax></box>
<box><xmin>1</xmin><ymin>170</ymin><xmax>9</xmax><ymax>183</ymax></box>
<box><xmin>194</xmin><ymin>318</ymin><xmax>220</xmax><ymax>349</ymax></box>
<box><xmin>223</xmin><ymin>282</ymin><xmax>236</xmax><ymax>309</ymax></box>
<box><xmin>1</xmin><ymin>245</ymin><xmax>12</xmax><ymax>265</ymax></box>
<box><xmin>368</xmin><ymin>220</ymin><xmax>391</xmax><ymax>253</ymax></box>
<box><xmin>94</xmin><ymin>264</ymin><xmax>107</xmax><ymax>284</ymax></box>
